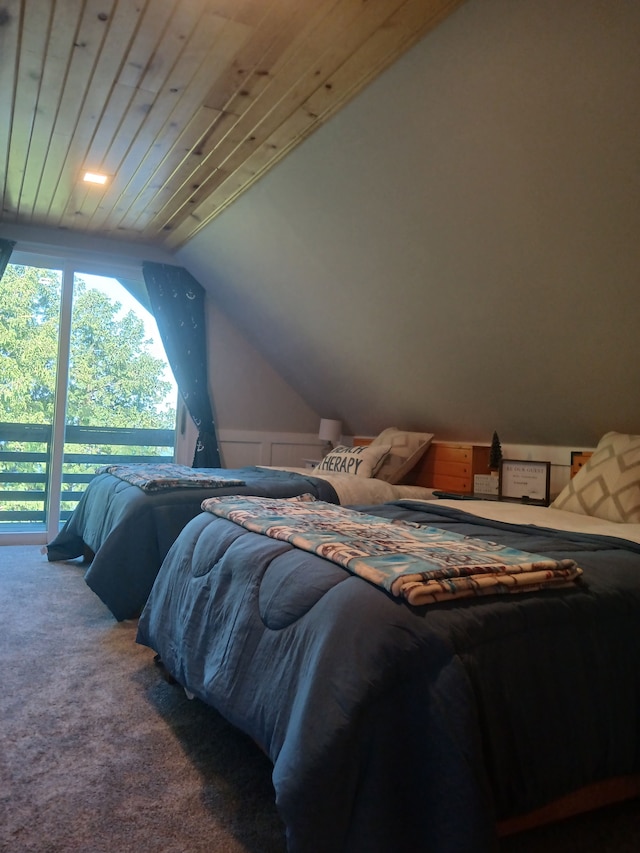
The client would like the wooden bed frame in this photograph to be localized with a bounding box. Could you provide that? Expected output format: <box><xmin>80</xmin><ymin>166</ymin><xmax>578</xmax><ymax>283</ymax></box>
<box><xmin>497</xmin><ymin>774</ymin><xmax>640</xmax><ymax>836</ymax></box>
<box><xmin>355</xmin><ymin>440</ymin><xmax>639</xmax><ymax>833</ymax></box>
<box><xmin>496</xmin><ymin>448</ymin><xmax>640</xmax><ymax>833</ymax></box>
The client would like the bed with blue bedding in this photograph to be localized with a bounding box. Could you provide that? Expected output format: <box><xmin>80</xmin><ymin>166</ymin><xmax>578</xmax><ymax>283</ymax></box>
<box><xmin>46</xmin><ymin>460</ymin><xmax>433</xmax><ymax>621</ymax></box>
<box><xmin>137</xmin><ymin>495</ymin><xmax>640</xmax><ymax>853</ymax></box>
<box><xmin>46</xmin><ymin>465</ymin><xmax>341</xmax><ymax>620</ymax></box>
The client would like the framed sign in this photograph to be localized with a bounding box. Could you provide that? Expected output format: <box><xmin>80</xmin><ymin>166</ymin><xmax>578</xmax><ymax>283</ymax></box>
<box><xmin>499</xmin><ymin>460</ymin><xmax>551</xmax><ymax>506</ymax></box>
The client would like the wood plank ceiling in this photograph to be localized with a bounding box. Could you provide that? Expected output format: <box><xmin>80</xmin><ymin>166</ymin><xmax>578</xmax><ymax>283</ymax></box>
<box><xmin>0</xmin><ymin>0</ymin><xmax>464</xmax><ymax>250</ymax></box>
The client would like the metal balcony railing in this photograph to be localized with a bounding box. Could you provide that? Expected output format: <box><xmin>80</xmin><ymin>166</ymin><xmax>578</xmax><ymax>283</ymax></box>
<box><xmin>0</xmin><ymin>422</ymin><xmax>175</xmax><ymax>528</ymax></box>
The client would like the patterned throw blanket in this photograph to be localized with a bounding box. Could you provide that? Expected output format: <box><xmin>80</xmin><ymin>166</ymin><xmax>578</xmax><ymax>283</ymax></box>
<box><xmin>96</xmin><ymin>463</ymin><xmax>245</xmax><ymax>493</ymax></box>
<box><xmin>202</xmin><ymin>495</ymin><xmax>583</xmax><ymax>605</ymax></box>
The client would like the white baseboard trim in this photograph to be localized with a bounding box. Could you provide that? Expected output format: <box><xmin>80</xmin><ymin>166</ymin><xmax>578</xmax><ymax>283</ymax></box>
<box><xmin>217</xmin><ymin>429</ymin><xmax>326</xmax><ymax>468</ymax></box>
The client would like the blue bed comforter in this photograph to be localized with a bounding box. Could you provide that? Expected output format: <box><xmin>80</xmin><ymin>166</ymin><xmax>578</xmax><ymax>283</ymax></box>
<box><xmin>47</xmin><ymin>466</ymin><xmax>338</xmax><ymax>620</ymax></box>
<box><xmin>136</xmin><ymin>500</ymin><xmax>640</xmax><ymax>853</ymax></box>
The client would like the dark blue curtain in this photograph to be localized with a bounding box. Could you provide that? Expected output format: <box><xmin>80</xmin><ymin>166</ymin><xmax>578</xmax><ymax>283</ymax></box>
<box><xmin>142</xmin><ymin>262</ymin><xmax>221</xmax><ymax>468</ymax></box>
<box><xmin>0</xmin><ymin>238</ymin><xmax>15</xmax><ymax>279</ymax></box>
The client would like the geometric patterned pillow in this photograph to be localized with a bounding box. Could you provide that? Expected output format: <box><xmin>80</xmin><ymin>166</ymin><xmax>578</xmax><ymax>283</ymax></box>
<box><xmin>313</xmin><ymin>443</ymin><xmax>391</xmax><ymax>478</ymax></box>
<box><xmin>550</xmin><ymin>431</ymin><xmax>640</xmax><ymax>523</ymax></box>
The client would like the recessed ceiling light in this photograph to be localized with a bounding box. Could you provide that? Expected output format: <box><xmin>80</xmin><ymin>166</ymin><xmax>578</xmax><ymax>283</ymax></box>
<box><xmin>83</xmin><ymin>172</ymin><xmax>108</xmax><ymax>185</ymax></box>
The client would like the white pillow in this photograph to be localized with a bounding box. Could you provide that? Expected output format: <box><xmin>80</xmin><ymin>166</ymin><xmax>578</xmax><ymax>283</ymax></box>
<box><xmin>313</xmin><ymin>444</ymin><xmax>391</xmax><ymax>478</ymax></box>
<box><xmin>370</xmin><ymin>428</ymin><xmax>434</xmax><ymax>484</ymax></box>
<box><xmin>551</xmin><ymin>431</ymin><xmax>640</xmax><ymax>523</ymax></box>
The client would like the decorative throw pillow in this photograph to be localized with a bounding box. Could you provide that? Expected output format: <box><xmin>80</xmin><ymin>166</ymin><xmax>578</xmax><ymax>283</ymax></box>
<box><xmin>370</xmin><ymin>428</ymin><xmax>434</xmax><ymax>484</ymax></box>
<box><xmin>314</xmin><ymin>444</ymin><xmax>391</xmax><ymax>478</ymax></box>
<box><xmin>551</xmin><ymin>431</ymin><xmax>640</xmax><ymax>523</ymax></box>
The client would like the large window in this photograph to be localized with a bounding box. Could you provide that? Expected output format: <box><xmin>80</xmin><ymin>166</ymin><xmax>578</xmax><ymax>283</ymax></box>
<box><xmin>0</xmin><ymin>253</ymin><xmax>177</xmax><ymax>544</ymax></box>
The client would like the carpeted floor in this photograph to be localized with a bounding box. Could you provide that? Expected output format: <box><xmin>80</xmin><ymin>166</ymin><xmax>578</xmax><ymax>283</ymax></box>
<box><xmin>0</xmin><ymin>545</ymin><xmax>287</xmax><ymax>853</ymax></box>
<box><xmin>1</xmin><ymin>545</ymin><xmax>638</xmax><ymax>852</ymax></box>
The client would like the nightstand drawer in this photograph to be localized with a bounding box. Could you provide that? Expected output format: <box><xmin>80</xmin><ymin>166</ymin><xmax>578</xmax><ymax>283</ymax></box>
<box><xmin>424</xmin><ymin>459</ymin><xmax>472</xmax><ymax>478</ymax></box>
<box><xmin>428</xmin><ymin>444</ymin><xmax>474</xmax><ymax>464</ymax></box>
<box><xmin>430</xmin><ymin>473</ymin><xmax>473</xmax><ymax>492</ymax></box>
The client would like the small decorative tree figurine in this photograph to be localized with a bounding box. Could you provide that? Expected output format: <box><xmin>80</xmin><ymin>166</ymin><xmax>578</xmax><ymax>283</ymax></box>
<box><xmin>489</xmin><ymin>431</ymin><xmax>502</xmax><ymax>472</ymax></box>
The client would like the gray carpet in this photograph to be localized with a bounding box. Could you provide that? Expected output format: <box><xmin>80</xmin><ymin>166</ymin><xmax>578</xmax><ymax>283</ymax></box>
<box><xmin>0</xmin><ymin>546</ymin><xmax>286</xmax><ymax>853</ymax></box>
<box><xmin>1</xmin><ymin>545</ymin><xmax>638</xmax><ymax>852</ymax></box>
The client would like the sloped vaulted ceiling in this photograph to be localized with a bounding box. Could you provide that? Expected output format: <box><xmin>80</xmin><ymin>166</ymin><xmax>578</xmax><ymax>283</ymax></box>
<box><xmin>177</xmin><ymin>0</ymin><xmax>640</xmax><ymax>446</ymax></box>
<box><xmin>0</xmin><ymin>0</ymin><xmax>465</xmax><ymax>249</ymax></box>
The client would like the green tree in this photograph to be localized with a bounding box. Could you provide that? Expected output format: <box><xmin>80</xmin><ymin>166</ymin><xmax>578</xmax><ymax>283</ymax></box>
<box><xmin>1</xmin><ymin>265</ymin><xmax>176</xmax><ymax>517</ymax></box>
<box><xmin>68</xmin><ymin>285</ymin><xmax>175</xmax><ymax>429</ymax></box>
<box><xmin>0</xmin><ymin>267</ymin><xmax>61</xmax><ymax>423</ymax></box>
<box><xmin>0</xmin><ymin>264</ymin><xmax>175</xmax><ymax>428</ymax></box>
<box><xmin>489</xmin><ymin>431</ymin><xmax>503</xmax><ymax>470</ymax></box>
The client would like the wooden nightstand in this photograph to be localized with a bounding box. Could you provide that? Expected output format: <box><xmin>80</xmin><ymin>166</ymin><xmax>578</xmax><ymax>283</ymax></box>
<box><xmin>416</xmin><ymin>443</ymin><xmax>491</xmax><ymax>494</ymax></box>
<box><xmin>303</xmin><ymin>458</ymin><xmax>321</xmax><ymax>470</ymax></box>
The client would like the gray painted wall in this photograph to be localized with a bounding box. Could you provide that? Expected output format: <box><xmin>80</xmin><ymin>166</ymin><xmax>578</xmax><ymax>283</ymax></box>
<box><xmin>206</xmin><ymin>303</ymin><xmax>319</xmax><ymax>433</ymax></box>
<box><xmin>178</xmin><ymin>0</ymin><xmax>640</xmax><ymax>448</ymax></box>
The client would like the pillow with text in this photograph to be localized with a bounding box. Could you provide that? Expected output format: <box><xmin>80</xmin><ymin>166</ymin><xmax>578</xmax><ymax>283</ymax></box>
<box><xmin>314</xmin><ymin>444</ymin><xmax>391</xmax><ymax>478</ymax></box>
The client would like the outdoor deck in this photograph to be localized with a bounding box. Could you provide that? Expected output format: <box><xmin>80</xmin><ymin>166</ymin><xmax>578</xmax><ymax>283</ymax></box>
<box><xmin>0</xmin><ymin>422</ymin><xmax>174</xmax><ymax>532</ymax></box>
